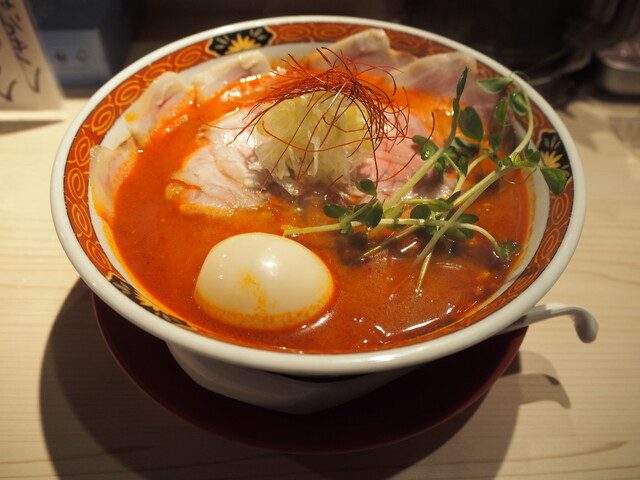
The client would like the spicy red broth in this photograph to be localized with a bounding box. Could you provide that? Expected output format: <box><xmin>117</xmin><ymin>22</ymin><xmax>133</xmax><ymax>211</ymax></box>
<box><xmin>108</xmin><ymin>73</ymin><xmax>530</xmax><ymax>354</ymax></box>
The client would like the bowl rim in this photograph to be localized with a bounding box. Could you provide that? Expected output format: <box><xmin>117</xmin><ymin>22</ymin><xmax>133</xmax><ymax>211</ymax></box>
<box><xmin>51</xmin><ymin>14</ymin><xmax>586</xmax><ymax>376</ymax></box>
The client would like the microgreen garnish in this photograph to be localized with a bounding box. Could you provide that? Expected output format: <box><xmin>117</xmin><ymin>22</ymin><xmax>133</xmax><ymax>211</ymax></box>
<box><xmin>283</xmin><ymin>69</ymin><xmax>568</xmax><ymax>292</ymax></box>
<box><xmin>459</xmin><ymin>106</ymin><xmax>483</xmax><ymax>142</ymax></box>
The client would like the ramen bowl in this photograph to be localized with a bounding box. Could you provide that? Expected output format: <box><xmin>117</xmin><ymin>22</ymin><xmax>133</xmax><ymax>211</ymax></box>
<box><xmin>51</xmin><ymin>16</ymin><xmax>589</xmax><ymax>414</ymax></box>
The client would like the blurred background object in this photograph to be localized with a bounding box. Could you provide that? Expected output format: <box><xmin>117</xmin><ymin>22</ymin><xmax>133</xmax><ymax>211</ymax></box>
<box><xmin>404</xmin><ymin>0</ymin><xmax>640</xmax><ymax>105</ymax></box>
<box><xmin>30</xmin><ymin>0</ymin><xmax>141</xmax><ymax>87</ymax></box>
<box><xmin>30</xmin><ymin>0</ymin><xmax>640</xmax><ymax>104</ymax></box>
<box><xmin>595</xmin><ymin>33</ymin><xmax>640</xmax><ymax>96</ymax></box>
<box><xmin>0</xmin><ymin>0</ymin><xmax>63</xmax><ymax>113</ymax></box>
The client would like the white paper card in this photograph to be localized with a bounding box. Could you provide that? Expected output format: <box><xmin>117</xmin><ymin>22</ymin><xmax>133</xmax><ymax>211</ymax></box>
<box><xmin>0</xmin><ymin>0</ymin><xmax>63</xmax><ymax>112</ymax></box>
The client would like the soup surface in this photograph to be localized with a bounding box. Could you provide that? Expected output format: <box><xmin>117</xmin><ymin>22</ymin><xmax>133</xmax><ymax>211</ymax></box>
<box><xmin>106</xmin><ymin>66</ymin><xmax>531</xmax><ymax>354</ymax></box>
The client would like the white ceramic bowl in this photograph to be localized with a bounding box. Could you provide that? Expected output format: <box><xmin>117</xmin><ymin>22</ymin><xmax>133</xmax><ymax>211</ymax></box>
<box><xmin>51</xmin><ymin>16</ymin><xmax>586</xmax><ymax>413</ymax></box>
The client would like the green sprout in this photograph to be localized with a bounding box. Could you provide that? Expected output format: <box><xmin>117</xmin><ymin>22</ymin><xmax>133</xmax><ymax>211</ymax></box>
<box><xmin>283</xmin><ymin>69</ymin><xmax>568</xmax><ymax>292</ymax></box>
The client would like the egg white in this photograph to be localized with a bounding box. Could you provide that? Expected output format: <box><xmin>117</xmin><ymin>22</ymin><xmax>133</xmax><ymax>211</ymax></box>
<box><xmin>194</xmin><ymin>232</ymin><xmax>334</xmax><ymax>329</ymax></box>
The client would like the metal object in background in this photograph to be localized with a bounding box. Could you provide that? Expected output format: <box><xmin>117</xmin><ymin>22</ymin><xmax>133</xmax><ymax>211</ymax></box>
<box><xmin>596</xmin><ymin>35</ymin><xmax>640</xmax><ymax>95</ymax></box>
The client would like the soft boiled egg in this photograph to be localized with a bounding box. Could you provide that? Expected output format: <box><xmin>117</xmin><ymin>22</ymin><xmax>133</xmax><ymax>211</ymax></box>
<box><xmin>194</xmin><ymin>232</ymin><xmax>334</xmax><ymax>329</ymax></box>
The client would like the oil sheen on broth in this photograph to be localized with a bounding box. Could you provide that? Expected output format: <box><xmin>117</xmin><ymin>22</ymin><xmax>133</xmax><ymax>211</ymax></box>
<box><xmin>108</xmin><ymin>63</ymin><xmax>530</xmax><ymax>354</ymax></box>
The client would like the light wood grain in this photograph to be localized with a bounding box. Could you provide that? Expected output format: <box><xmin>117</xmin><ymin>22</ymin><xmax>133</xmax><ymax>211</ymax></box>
<box><xmin>1</xmin><ymin>84</ymin><xmax>639</xmax><ymax>479</ymax></box>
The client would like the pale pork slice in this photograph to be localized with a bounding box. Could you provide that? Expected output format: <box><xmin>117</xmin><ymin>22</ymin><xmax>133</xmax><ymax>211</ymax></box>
<box><xmin>89</xmin><ymin>139</ymin><xmax>138</xmax><ymax>221</ymax></box>
<box><xmin>394</xmin><ymin>52</ymin><xmax>498</xmax><ymax>125</ymax></box>
<box><xmin>169</xmin><ymin>110</ymin><xmax>268</xmax><ymax>214</ymax></box>
<box><xmin>89</xmin><ymin>72</ymin><xmax>190</xmax><ymax>224</ymax></box>
<box><xmin>394</xmin><ymin>52</ymin><xmax>478</xmax><ymax>96</ymax></box>
<box><xmin>123</xmin><ymin>71</ymin><xmax>191</xmax><ymax>145</ymax></box>
<box><xmin>168</xmin><ymin>105</ymin><xmax>450</xmax><ymax>211</ymax></box>
<box><xmin>103</xmin><ymin>30</ymin><xmax>497</xmax><ymax>221</ymax></box>
<box><xmin>125</xmin><ymin>51</ymin><xmax>271</xmax><ymax>145</ymax></box>
<box><xmin>307</xmin><ymin>28</ymin><xmax>415</xmax><ymax>70</ymax></box>
<box><xmin>89</xmin><ymin>72</ymin><xmax>189</xmax><ymax>223</ymax></box>
<box><xmin>93</xmin><ymin>53</ymin><xmax>273</xmax><ymax>220</ymax></box>
<box><xmin>353</xmin><ymin>114</ymin><xmax>454</xmax><ymax>203</ymax></box>
<box><xmin>193</xmin><ymin>50</ymin><xmax>272</xmax><ymax>104</ymax></box>
<box><xmin>168</xmin><ymin>145</ymin><xmax>265</xmax><ymax>215</ymax></box>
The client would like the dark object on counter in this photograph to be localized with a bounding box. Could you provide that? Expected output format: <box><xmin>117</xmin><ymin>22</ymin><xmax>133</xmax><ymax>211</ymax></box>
<box><xmin>595</xmin><ymin>37</ymin><xmax>640</xmax><ymax>96</ymax></box>
<box><xmin>30</xmin><ymin>0</ymin><xmax>141</xmax><ymax>87</ymax></box>
<box><xmin>404</xmin><ymin>0</ymin><xmax>640</xmax><ymax>105</ymax></box>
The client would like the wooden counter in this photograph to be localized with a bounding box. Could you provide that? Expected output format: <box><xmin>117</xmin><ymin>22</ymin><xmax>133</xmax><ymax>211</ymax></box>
<box><xmin>1</xmin><ymin>81</ymin><xmax>639</xmax><ymax>478</ymax></box>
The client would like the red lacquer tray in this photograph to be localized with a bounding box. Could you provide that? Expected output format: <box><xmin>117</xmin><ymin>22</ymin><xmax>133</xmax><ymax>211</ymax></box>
<box><xmin>94</xmin><ymin>295</ymin><xmax>526</xmax><ymax>454</ymax></box>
